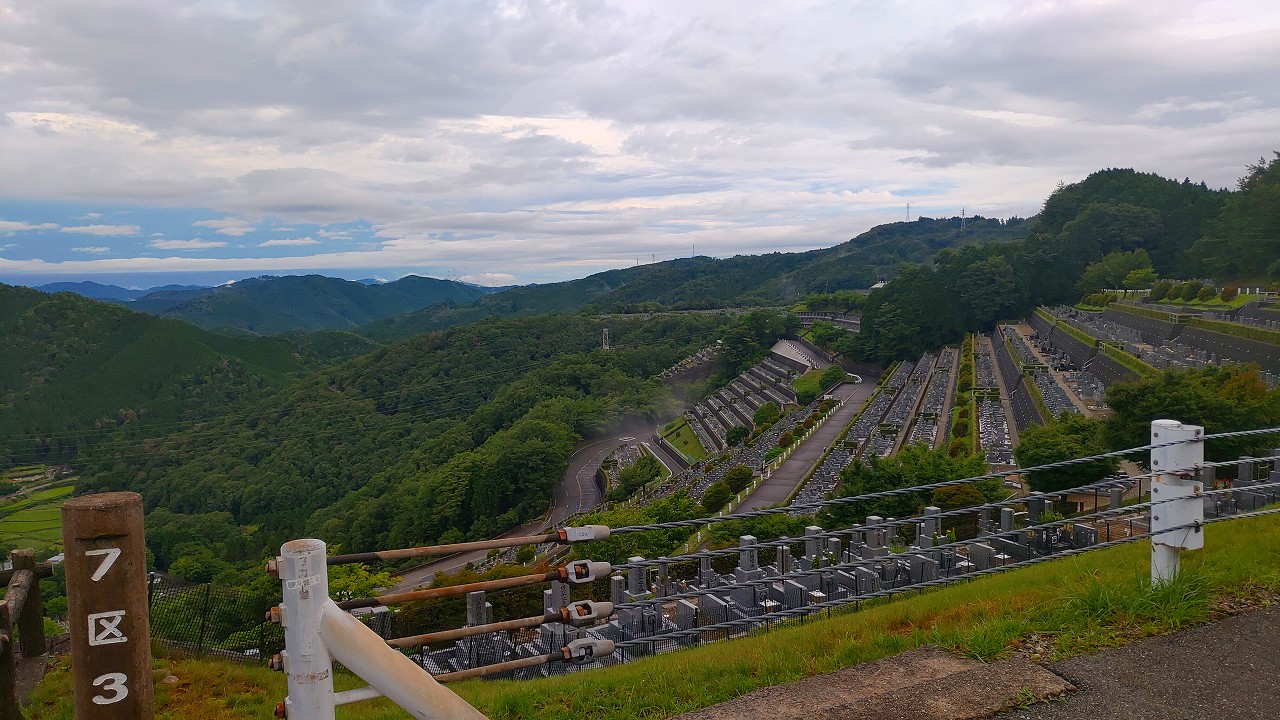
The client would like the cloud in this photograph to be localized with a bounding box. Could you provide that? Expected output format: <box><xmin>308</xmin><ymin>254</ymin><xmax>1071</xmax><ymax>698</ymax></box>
<box><xmin>0</xmin><ymin>220</ymin><xmax>59</xmax><ymax>234</ymax></box>
<box><xmin>150</xmin><ymin>238</ymin><xmax>227</xmax><ymax>250</ymax></box>
<box><xmin>71</xmin><ymin>246</ymin><xmax>111</xmax><ymax>253</ymax></box>
<box><xmin>459</xmin><ymin>272</ymin><xmax>518</xmax><ymax>287</ymax></box>
<box><xmin>0</xmin><ymin>1</ymin><xmax>1277</xmax><ymax>282</ymax></box>
<box><xmin>259</xmin><ymin>237</ymin><xmax>319</xmax><ymax>247</ymax></box>
<box><xmin>61</xmin><ymin>224</ymin><xmax>140</xmax><ymax>236</ymax></box>
<box><xmin>194</xmin><ymin>217</ymin><xmax>257</xmax><ymax>236</ymax></box>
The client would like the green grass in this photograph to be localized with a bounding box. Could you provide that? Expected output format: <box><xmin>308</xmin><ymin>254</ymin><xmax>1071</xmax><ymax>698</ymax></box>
<box><xmin>1098</xmin><ymin>343</ymin><xmax>1157</xmax><ymax>377</ymax></box>
<box><xmin>792</xmin><ymin>369</ymin><xmax>825</xmax><ymax>399</ymax></box>
<box><xmin>661</xmin><ymin>417</ymin><xmax>709</xmax><ymax>463</ymax></box>
<box><xmin>1054</xmin><ymin>319</ymin><xmax>1100</xmax><ymax>348</ymax></box>
<box><xmin>1154</xmin><ymin>293</ymin><xmax>1260</xmax><ymax>310</ymax></box>
<box><xmin>0</xmin><ymin>484</ymin><xmax>72</xmax><ymax>554</ymax></box>
<box><xmin>27</xmin><ymin>513</ymin><xmax>1280</xmax><ymax>720</ymax></box>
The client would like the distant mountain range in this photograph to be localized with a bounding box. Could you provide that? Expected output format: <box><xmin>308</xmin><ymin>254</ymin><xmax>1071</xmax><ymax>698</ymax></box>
<box><xmin>29</xmin><ymin>216</ymin><xmax>1025</xmax><ymax>338</ymax></box>
<box><xmin>36</xmin><ymin>274</ymin><xmax>500</xmax><ymax>335</ymax></box>
<box><xmin>34</xmin><ymin>281</ymin><xmax>208</xmax><ymax>302</ymax></box>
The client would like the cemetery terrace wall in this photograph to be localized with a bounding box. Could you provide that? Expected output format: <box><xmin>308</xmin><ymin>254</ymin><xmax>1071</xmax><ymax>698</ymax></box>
<box><xmin>993</xmin><ymin>335</ymin><xmax>1044</xmax><ymax>432</ymax></box>
<box><xmin>1178</xmin><ymin>327</ymin><xmax>1280</xmax><ymax>373</ymax></box>
<box><xmin>1102</xmin><ymin>307</ymin><xmax>1183</xmax><ymax>343</ymax></box>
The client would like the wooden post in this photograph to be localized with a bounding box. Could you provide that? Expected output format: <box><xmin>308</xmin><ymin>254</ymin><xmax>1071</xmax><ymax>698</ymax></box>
<box><xmin>0</xmin><ymin>603</ymin><xmax>17</xmax><ymax>720</ymax></box>
<box><xmin>11</xmin><ymin>550</ymin><xmax>44</xmax><ymax>659</ymax></box>
<box><xmin>62</xmin><ymin>492</ymin><xmax>155</xmax><ymax>718</ymax></box>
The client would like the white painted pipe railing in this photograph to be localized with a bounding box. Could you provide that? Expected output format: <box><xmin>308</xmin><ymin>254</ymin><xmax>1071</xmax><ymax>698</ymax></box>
<box><xmin>275</xmin><ymin>538</ymin><xmax>487</xmax><ymax>720</ymax></box>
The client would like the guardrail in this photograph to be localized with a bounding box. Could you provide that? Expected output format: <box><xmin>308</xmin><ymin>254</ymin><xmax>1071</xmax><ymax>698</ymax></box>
<box><xmin>271</xmin><ymin>420</ymin><xmax>1280</xmax><ymax>719</ymax></box>
<box><xmin>1</xmin><ymin>549</ymin><xmax>51</xmax><ymax>719</ymax></box>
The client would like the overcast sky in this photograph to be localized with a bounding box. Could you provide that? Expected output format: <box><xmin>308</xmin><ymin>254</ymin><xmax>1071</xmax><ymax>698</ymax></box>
<box><xmin>1</xmin><ymin>0</ymin><xmax>1277</xmax><ymax>287</ymax></box>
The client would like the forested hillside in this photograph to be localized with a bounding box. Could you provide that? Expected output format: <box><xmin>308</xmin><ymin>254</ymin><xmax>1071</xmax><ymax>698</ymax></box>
<box><xmin>360</xmin><ymin>215</ymin><xmax>1026</xmax><ymax>342</ymax></box>
<box><xmin>129</xmin><ymin>274</ymin><xmax>492</xmax><ymax>334</ymax></box>
<box><xmin>77</xmin><ymin>312</ymin><xmax>735</xmax><ymax>577</ymax></box>
<box><xmin>0</xmin><ymin>284</ymin><xmax>311</xmax><ymax>466</ymax></box>
<box><xmin>1190</xmin><ymin>153</ymin><xmax>1280</xmax><ymax>280</ymax></box>
<box><xmin>853</xmin><ymin>166</ymin><xmax>1239</xmax><ymax>362</ymax></box>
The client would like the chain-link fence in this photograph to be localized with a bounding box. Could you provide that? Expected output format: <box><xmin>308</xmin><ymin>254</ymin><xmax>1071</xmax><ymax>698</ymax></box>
<box><xmin>147</xmin><ymin>574</ymin><xmax>282</xmax><ymax>663</ymax></box>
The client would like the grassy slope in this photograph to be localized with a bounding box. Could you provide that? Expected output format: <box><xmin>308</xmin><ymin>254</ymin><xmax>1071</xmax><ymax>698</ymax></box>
<box><xmin>27</xmin><ymin>513</ymin><xmax>1280</xmax><ymax>720</ymax></box>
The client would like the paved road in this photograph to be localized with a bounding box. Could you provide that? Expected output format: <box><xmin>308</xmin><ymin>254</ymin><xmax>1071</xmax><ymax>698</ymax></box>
<box><xmin>997</xmin><ymin>604</ymin><xmax>1280</xmax><ymax>720</ymax></box>
<box><xmin>737</xmin><ymin>382</ymin><xmax>874</xmax><ymax>511</ymax></box>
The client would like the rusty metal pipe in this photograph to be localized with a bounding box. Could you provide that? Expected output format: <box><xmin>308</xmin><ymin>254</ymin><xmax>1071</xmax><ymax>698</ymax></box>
<box><xmin>327</xmin><ymin>533</ymin><xmax>560</xmax><ymax>566</ymax></box>
<box><xmin>387</xmin><ymin>614</ymin><xmax>546</xmax><ymax>649</ymax></box>
<box><xmin>337</xmin><ymin>570</ymin><xmax>562</xmax><ymax>611</ymax></box>
<box><xmin>435</xmin><ymin>652</ymin><xmax>558</xmax><ymax>683</ymax></box>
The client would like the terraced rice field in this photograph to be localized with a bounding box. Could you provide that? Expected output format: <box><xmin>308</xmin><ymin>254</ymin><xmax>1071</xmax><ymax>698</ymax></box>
<box><xmin>0</xmin><ymin>484</ymin><xmax>73</xmax><ymax>554</ymax></box>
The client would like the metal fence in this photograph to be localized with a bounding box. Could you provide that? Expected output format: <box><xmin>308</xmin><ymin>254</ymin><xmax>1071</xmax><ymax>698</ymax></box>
<box><xmin>147</xmin><ymin>575</ymin><xmax>282</xmax><ymax>662</ymax></box>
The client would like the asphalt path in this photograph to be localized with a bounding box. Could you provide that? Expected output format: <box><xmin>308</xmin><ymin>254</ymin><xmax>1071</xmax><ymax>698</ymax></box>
<box><xmin>737</xmin><ymin>381</ymin><xmax>873</xmax><ymax>511</ymax></box>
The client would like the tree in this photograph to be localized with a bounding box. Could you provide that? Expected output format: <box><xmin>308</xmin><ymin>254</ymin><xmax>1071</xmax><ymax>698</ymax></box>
<box><xmin>820</xmin><ymin>364</ymin><xmax>848</xmax><ymax>390</ymax></box>
<box><xmin>1220</xmin><ymin>286</ymin><xmax>1239</xmax><ymax>302</ymax></box>
<box><xmin>1149</xmin><ymin>281</ymin><xmax>1173</xmax><ymax>302</ymax></box>
<box><xmin>1077</xmin><ymin>249</ymin><xmax>1155</xmax><ymax>294</ymax></box>
<box><xmin>753</xmin><ymin>402</ymin><xmax>781</xmax><ymax>427</ymax></box>
<box><xmin>328</xmin><ymin>561</ymin><xmax>398</xmax><ymax>602</ymax></box>
<box><xmin>723</xmin><ymin>465</ymin><xmax>754</xmax><ymax>493</ymax></box>
<box><xmin>701</xmin><ymin>482</ymin><xmax>732</xmax><ymax>514</ymax></box>
<box><xmin>1123</xmin><ymin>267</ymin><xmax>1158</xmax><ymax>289</ymax></box>
<box><xmin>725</xmin><ymin>425</ymin><xmax>750</xmax><ymax>447</ymax></box>
<box><xmin>1104</xmin><ymin>366</ymin><xmax>1280</xmax><ymax>461</ymax></box>
<box><xmin>821</xmin><ymin>445</ymin><xmax>988</xmax><ymax>527</ymax></box>
<box><xmin>1195</xmin><ymin>286</ymin><xmax>1216</xmax><ymax>301</ymax></box>
<box><xmin>1015</xmin><ymin>414</ymin><xmax>1117</xmax><ymax>492</ymax></box>
<box><xmin>1181</xmin><ymin>281</ymin><xmax>1203</xmax><ymax>301</ymax></box>
<box><xmin>809</xmin><ymin>321</ymin><xmax>842</xmax><ymax>348</ymax></box>
<box><xmin>778</xmin><ymin>430</ymin><xmax>795</xmax><ymax>448</ymax></box>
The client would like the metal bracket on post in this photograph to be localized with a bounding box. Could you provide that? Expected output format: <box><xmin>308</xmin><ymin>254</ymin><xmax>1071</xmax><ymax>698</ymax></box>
<box><xmin>277</xmin><ymin>539</ymin><xmax>336</xmax><ymax>720</ymax></box>
<box><xmin>1150</xmin><ymin>419</ymin><xmax>1204</xmax><ymax>585</ymax></box>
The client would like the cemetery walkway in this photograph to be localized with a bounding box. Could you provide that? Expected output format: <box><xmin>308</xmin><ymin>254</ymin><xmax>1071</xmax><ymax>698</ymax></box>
<box><xmin>737</xmin><ymin>381</ymin><xmax>873</xmax><ymax>512</ymax></box>
<box><xmin>997</xmin><ymin>602</ymin><xmax>1280</xmax><ymax>720</ymax></box>
<box><xmin>672</xmin><ymin>603</ymin><xmax>1280</xmax><ymax>719</ymax></box>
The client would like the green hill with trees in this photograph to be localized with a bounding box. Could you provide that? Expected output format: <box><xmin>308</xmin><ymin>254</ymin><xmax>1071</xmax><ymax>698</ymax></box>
<box><xmin>0</xmin><ymin>284</ymin><xmax>313</xmax><ymax>466</ymax></box>
<box><xmin>73</xmin><ymin>311</ymin><xmax>734</xmax><ymax>584</ymax></box>
<box><xmin>851</xmin><ymin>164</ymin><xmax>1254</xmax><ymax>362</ymax></box>
<box><xmin>358</xmin><ymin>216</ymin><xmax>1027</xmax><ymax>342</ymax></box>
<box><xmin>129</xmin><ymin>274</ymin><xmax>492</xmax><ymax>335</ymax></box>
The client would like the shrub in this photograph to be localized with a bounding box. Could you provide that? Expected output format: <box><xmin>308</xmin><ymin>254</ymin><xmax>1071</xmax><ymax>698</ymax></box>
<box><xmin>1149</xmin><ymin>281</ymin><xmax>1172</xmax><ymax>302</ymax></box>
<box><xmin>724</xmin><ymin>465</ymin><xmax>754</xmax><ymax>493</ymax></box>
<box><xmin>778</xmin><ymin>430</ymin><xmax>795</xmax><ymax>448</ymax></box>
<box><xmin>1181</xmin><ymin>281</ymin><xmax>1203</xmax><ymax>301</ymax></box>
<box><xmin>1219</xmin><ymin>286</ymin><xmax>1238</xmax><ymax>302</ymax></box>
<box><xmin>725</xmin><ymin>425</ymin><xmax>750</xmax><ymax>447</ymax></box>
<box><xmin>1196</xmin><ymin>286</ymin><xmax>1216</xmax><ymax>302</ymax></box>
<box><xmin>701</xmin><ymin>482</ymin><xmax>732</xmax><ymax>513</ymax></box>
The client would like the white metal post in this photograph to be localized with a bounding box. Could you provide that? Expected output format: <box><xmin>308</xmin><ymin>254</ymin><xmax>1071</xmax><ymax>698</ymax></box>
<box><xmin>320</xmin><ymin>600</ymin><xmax>488</xmax><ymax>719</ymax></box>
<box><xmin>279</xmin><ymin>538</ymin><xmax>337</xmax><ymax>719</ymax></box>
<box><xmin>1149</xmin><ymin>420</ymin><xmax>1204</xmax><ymax>585</ymax></box>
